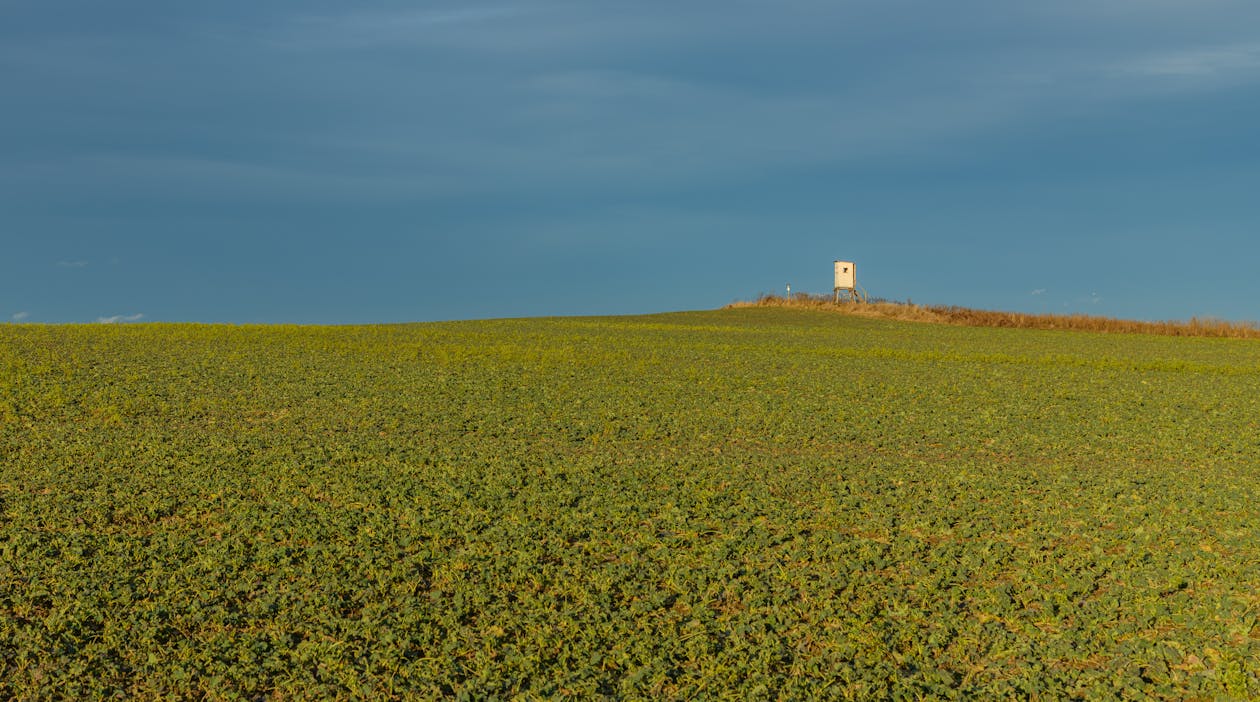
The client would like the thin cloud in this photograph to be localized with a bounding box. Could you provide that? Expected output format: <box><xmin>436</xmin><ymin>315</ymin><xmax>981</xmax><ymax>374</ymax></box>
<box><xmin>12</xmin><ymin>311</ymin><xmax>30</xmax><ymax>321</ymax></box>
<box><xmin>275</xmin><ymin>7</ymin><xmax>530</xmax><ymax>50</ymax></box>
<box><xmin>57</xmin><ymin>260</ymin><xmax>89</xmax><ymax>268</ymax></box>
<box><xmin>1115</xmin><ymin>42</ymin><xmax>1260</xmax><ymax>80</ymax></box>
<box><xmin>1031</xmin><ymin>288</ymin><xmax>1046</xmax><ymax>296</ymax></box>
<box><xmin>17</xmin><ymin>154</ymin><xmax>458</xmax><ymax>204</ymax></box>
<box><xmin>13</xmin><ymin>5</ymin><xmax>1255</xmax><ymax>210</ymax></box>
<box><xmin>96</xmin><ymin>313</ymin><xmax>144</xmax><ymax>324</ymax></box>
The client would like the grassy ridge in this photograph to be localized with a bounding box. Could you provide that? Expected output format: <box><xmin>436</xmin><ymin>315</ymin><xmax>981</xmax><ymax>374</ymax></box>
<box><xmin>732</xmin><ymin>293</ymin><xmax>1260</xmax><ymax>339</ymax></box>
<box><xmin>3</xmin><ymin>309</ymin><xmax>1260</xmax><ymax>698</ymax></box>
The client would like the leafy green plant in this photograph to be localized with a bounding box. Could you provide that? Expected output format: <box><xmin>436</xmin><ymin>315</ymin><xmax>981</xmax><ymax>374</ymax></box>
<box><xmin>2</xmin><ymin>309</ymin><xmax>1259</xmax><ymax>698</ymax></box>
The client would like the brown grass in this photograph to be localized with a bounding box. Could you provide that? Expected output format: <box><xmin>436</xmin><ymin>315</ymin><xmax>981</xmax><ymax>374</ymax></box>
<box><xmin>726</xmin><ymin>294</ymin><xmax>1260</xmax><ymax>339</ymax></box>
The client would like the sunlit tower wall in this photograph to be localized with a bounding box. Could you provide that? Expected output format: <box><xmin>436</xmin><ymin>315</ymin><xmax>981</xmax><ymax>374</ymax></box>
<box><xmin>833</xmin><ymin>260</ymin><xmax>867</xmax><ymax>303</ymax></box>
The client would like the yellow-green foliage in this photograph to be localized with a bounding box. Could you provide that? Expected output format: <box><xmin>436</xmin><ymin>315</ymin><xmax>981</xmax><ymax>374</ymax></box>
<box><xmin>3</xmin><ymin>310</ymin><xmax>1260</xmax><ymax>698</ymax></box>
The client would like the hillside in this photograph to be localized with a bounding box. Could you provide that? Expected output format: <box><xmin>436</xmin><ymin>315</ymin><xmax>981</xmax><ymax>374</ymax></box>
<box><xmin>3</xmin><ymin>309</ymin><xmax>1260</xmax><ymax>698</ymax></box>
<box><xmin>731</xmin><ymin>293</ymin><xmax>1260</xmax><ymax>339</ymax></box>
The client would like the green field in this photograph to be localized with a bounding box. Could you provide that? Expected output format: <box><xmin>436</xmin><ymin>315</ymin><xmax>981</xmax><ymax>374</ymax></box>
<box><xmin>4</xmin><ymin>308</ymin><xmax>1260</xmax><ymax>699</ymax></box>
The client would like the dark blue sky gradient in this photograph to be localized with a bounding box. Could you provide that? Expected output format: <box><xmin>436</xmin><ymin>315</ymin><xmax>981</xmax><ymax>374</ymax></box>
<box><xmin>4</xmin><ymin>1</ymin><xmax>1260</xmax><ymax>323</ymax></box>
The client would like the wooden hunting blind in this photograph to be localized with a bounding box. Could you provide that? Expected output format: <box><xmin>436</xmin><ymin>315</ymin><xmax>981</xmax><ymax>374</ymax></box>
<box><xmin>833</xmin><ymin>260</ymin><xmax>868</xmax><ymax>303</ymax></box>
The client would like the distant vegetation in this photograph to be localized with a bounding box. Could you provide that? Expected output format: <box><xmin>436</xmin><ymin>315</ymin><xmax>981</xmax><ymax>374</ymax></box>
<box><xmin>732</xmin><ymin>293</ymin><xmax>1260</xmax><ymax>339</ymax></box>
<box><xmin>4</xmin><ymin>310</ymin><xmax>1260</xmax><ymax>698</ymax></box>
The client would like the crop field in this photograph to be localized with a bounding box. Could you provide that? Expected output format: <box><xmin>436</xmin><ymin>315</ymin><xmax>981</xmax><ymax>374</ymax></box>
<box><xmin>4</xmin><ymin>308</ymin><xmax>1260</xmax><ymax>699</ymax></box>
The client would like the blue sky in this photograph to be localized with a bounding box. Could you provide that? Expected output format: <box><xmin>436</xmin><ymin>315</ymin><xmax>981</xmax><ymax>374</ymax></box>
<box><xmin>4</xmin><ymin>1</ymin><xmax>1260</xmax><ymax>324</ymax></box>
